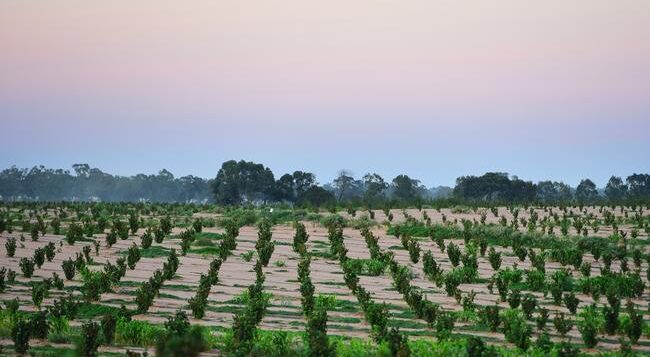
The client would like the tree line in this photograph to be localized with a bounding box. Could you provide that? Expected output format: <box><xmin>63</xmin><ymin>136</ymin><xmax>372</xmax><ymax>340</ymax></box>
<box><xmin>0</xmin><ymin>161</ymin><xmax>648</xmax><ymax>205</ymax></box>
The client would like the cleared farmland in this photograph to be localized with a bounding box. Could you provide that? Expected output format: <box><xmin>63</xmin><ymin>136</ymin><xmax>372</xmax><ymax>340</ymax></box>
<box><xmin>0</xmin><ymin>204</ymin><xmax>649</xmax><ymax>356</ymax></box>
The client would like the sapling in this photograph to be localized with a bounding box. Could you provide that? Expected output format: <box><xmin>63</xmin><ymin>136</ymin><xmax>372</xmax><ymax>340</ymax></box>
<box><xmin>521</xmin><ymin>294</ymin><xmax>537</xmax><ymax>319</ymax></box>
<box><xmin>5</xmin><ymin>237</ymin><xmax>16</xmax><ymax>257</ymax></box>
<box><xmin>482</xmin><ymin>305</ymin><xmax>501</xmax><ymax>332</ymax></box>
<box><xmin>536</xmin><ymin>307</ymin><xmax>549</xmax><ymax>330</ymax></box>
<box><xmin>80</xmin><ymin>321</ymin><xmax>101</xmax><ymax>357</ymax></box>
<box><xmin>407</xmin><ymin>239</ymin><xmax>421</xmax><ymax>264</ymax></box>
<box><xmin>564</xmin><ymin>292</ymin><xmax>580</xmax><ymax>314</ymax></box>
<box><xmin>488</xmin><ymin>247</ymin><xmax>501</xmax><ymax>270</ymax></box>
<box><xmin>502</xmin><ymin>309</ymin><xmax>532</xmax><ymax>350</ymax></box>
<box><xmin>140</xmin><ymin>228</ymin><xmax>153</xmax><ymax>249</ymax></box>
<box><xmin>62</xmin><ymin>258</ymin><xmax>76</xmax><ymax>280</ymax></box>
<box><xmin>553</xmin><ymin>312</ymin><xmax>573</xmax><ymax>337</ymax></box>
<box><xmin>19</xmin><ymin>257</ymin><xmax>35</xmax><ymax>278</ymax></box>
<box><xmin>577</xmin><ymin>304</ymin><xmax>602</xmax><ymax>348</ymax></box>
<box><xmin>126</xmin><ymin>243</ymin><xmax>141</xmax><ymax>269</ymax></box>
<box><xmin>105</xmin><ymin>230</ymin><xmax>117</xmax><ymax>248</ymax></box>
<box><xmin>44</xmin><ymin>242</ymin><xmax>56</xmax><ymax>261</ymax></box>
<box><xmin>101</xmin><ymin>314</ymin><xmax>117</xmax><ymax>345</ymax></box>
<box><xmin>11</xmin><ymin>319</ymin><xmax>31</xmax><ymax>354</ymax></box>
<box><xmin>33</xmin><ymin>247</ymin><xmax>45</xmax><ymax>268</ymax></box>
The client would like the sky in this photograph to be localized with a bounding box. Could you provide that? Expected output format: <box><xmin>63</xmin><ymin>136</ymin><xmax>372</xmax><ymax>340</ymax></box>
<box><xmin>1</xmin><ymin>0</ymin><xmax>649</xmax><ymax>187</ymax></box>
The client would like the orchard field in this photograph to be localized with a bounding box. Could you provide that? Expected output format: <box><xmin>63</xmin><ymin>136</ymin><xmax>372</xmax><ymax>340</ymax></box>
<box><xmin>0</xmin><ymin>203</ymin><xmax>649</xmax><ymax>356</ymax></box>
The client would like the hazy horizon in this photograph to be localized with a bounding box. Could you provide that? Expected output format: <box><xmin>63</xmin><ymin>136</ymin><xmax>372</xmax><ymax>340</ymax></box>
<box><xmin>2</xmin><ymin>1</ymin><xmax>649</xmax><ymax>187</ymax></box>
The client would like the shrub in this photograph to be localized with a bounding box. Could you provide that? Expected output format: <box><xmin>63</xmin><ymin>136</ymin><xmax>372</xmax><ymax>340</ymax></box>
<box><xmin>51</xmin><ymin>217</ymin><xmax>61</xmax><ymax>235</ymax></box>
<box><xmin>625</xmin><ymin>305</ymin><xmax>643</xmax><ymax>344</ymax></box>
<box><xmin>521</xmin><ymin>294</ymin><xmax>537</xmax><ymax>319</ymax></box>
<box><xmin>521</xmin><ymin>271</ymin><xmax>543</xmax><ymax>293</ymax></box>
<box><xmin>140</xmin><ymin>228</ymin><xmax>153</xmax><ymax>249</ymax></box>
<box><xmin>482</xmin><ymin>305</ymin><xmax>500</xmax><ymax>332</ymax></box>
<box><xmin>443</xmin><ymin>269</ymin><xmax>463</xmax><ymax>296</ymax></box>
<box><xmin>5</xmin><ymin>238</ymin><xmax>16</xmax><ymax>257</ymax></box>
<box><xmin>31</xmin><ymin>225</ymin><xmax>40</xmax><ymax>241</ymax></box>
<box><xmin>115</xmin><ymin>220</ymin><xmax>129</xmax><ymax>240</ymax></box>
<box><xmin>48</xmin><ymin>315</ymin><xmax>71</xmax><ymax>344</ymax></box>
<box><xmin>101</xmin><ymin>314</ymin><xmax>117</xmax><ymax>345</ymax></box>
<box><xmin>293</xmin><ymin>222</ymin><xmax>309</xmax><ymax>252</ymax></box>
<box><xmin>11</xmin><ymin>319</ymin><xmax>31</xmax><ymax>354</ymax></box>
<box><xmin>386</xmin><ymin>328</ymin><xmax>410</xmax><ymax>357</ymax></box>
<box><xmin>192</xmin><ymin>218</ymin><xmax>203</xmax><ymax>233</ymax></box>
<box><xmin>0</xmin><ymin>268</ymin><xmax>6</xmax><ymax>293</ymax></box>
<box><xmin>563</xmin><ymin>292</ymin><xmax>579</xmax><ymax>315</ymax></box>
<box><xmin>105</xmin><ymin>230</ymin><xmax>117</xmax><ymax>248</ymax></box>
<box><xmin>422</xmin><ymin>251</ymin><xmax>442</xmax><ymax>281</ymax></box>
<box><xmin>534</xmin><ymin>332</ymin><xmax>553</xmax><ymax>353</ymax></box>
<box><xmin>466</xmin><ymin>336</ymin><xmax>496</xmax><ymax>357</ymax></box>
<box><xmin>487</xmin><ymin>248</ymin><xmax>501</xmax><ymax>271</ymax></box>
<box><xmin>307</xmin><ymin>302</ymin><xmax>335</xmax><ymax>357</ymax></box>
<box><xmin>19</xmin><ymin>257</ymin><xmax>34</xmax><ymax>278</ymax></box>
<box><xmin>30</xmin><ymin>310</ymin><xmax>49</xmax><ymax>339</ymax></box>
<box><xmin>127</xmin><ymin>243</ymin><xmax>141</xmax><ymax>270</ymax></box>
<box><xmin>79</xmin><ymin>321</ymin><xmax>101</xmax><ymax>357</ymax></box>
<box><xmin>160</xmin><ymin>216</ymin><xmax>173</xmax><ymax>236</ymax></box>
<box><xmin>31</xmin><ymin>283</ymin><xmax>46</xmax><ymax>308</ymax></box>
<box><xmin>50</xmin><ymin>294</ymin><xmax>80</xmax><ymax>320</ymax></box>
<box><xmin>136</xmin><ymin>281</ymin><xmax>157</xmax><ymax>314</ymax></box>
<box><xmin>162</xmin><ymin>249</ymin><xmax>180</xmax><ymax>280</ymax></box>
<box><xmin>156</xmin><ymin>324</ymin><xmax>208</xmax><ymax>357</ymax></box>
<box><xmin>603</xmin><ymin>304</ymin><xmax>619</xmax><ymax>335</ymax></box>
<box><xmin>502</xmin><ymin>309</ymin><xmax>531</xmax><ymax>350</ymax></box>
<box><xmin>577</xmin><ymin>304</ymin><xmax>602</xmax><ymax>348</ymax></box>
<box><xmin>514</xmin><ymin>246</ymin><xmax>527</xmax><ymax>262</ymax></box>
<box><xmin>33</xmin><ymin>247</ymin><xmax>45</xmax><ymax>268</ymax></box>
<box><xmin>129</xmin><ymin>213</ymin><xmax>140</xmax><ymax>235</ymax></box>
<box><xmin>507</xmin><ymin>289</ymin><xmax>521</xmax><ymax>309</ymax></box>
<box><xmin>447</xmin><ymin>242</ymin><xmax>461</xmax><ymax>267</ymax></box>
<box><xmin>553</xmin><ymin>312</ymin><xmax>573</xmax><ymax>337</ymax></box>
<box><xmin>61</xmin><ymin>258</ymin><xmax>76</xmax><ymax>280</ymax></box>
<box><xmin>579</xmin><ymin>262</ymin><xmax>591</xmax><ymax>277</ymax></box>
<box><xmin>66</xmin><ymin>223</ymin><xmax>83</xmax><ymax>245</ymax></box>
<box><xmin>536</xmin><ymin>307</ymin><xmax>549</xmax><ymax>330</ymax></box>
<box><xmin>80</xmin><ymin>268</ymin><xmax>111</xmax><ymax>302</ymax></box>
<box><xmin>44</xmin><ymin>242</ymin><xmax>56</xmax><ymax>261</ymax></box>
<box><xmin>435</xmin><ymin>311</ymin><xmax>455</xmax><ymax>341</ymax></box>
<box><xmin>407</xmin><ymin>240</ymin><xmax>421</xmax><ymax>264</ymax></box>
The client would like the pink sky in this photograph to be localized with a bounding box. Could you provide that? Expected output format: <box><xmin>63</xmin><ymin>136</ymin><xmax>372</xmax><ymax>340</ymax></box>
<box><xmin>1</xmin><ymin>1</ymin><xmax>649</xmax><ymax>185</ymax></box>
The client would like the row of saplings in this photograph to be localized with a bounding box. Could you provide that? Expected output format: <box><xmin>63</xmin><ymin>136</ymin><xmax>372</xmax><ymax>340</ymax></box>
<box><xmin>5</xmin><ymin>295</ymin><xmax>209</xmax><ymax>357</ymax></box>
<box><xmin>391</xmin><ymin>224</ymin><xmax>647</xmax><ymax>352</ymax></box>
<box><xmin>187</xmin><ymin>219</ymin><xmax>243</xmax><ymax>319</ymax></box>
<box><xmin>325</xmin><ymin>223</ymin><xmax>412</xmax><ymax>356</ymax></box>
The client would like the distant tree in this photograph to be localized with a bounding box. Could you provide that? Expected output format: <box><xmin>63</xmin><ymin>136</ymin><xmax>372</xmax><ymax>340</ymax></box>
<box><xmin>454</xmin><ymin>172</ymin><xmax>535</xmax><ymax>202</ymax></box>
<box><xmin>333</xmin><ymin>170</ymin><xmax>355</xmax><ymax>202</ymax></box>
<box><xmin>273</xmin><ymin>174</ymin><xmax>296</xmax><ymax>202</ymax></box>
<box><xmin>536</xmin><ymin>181</ymin><xmax>573</xmax><ymax>204</ymax></box>
<box><xmin>626</xmin><ymin>174</ymin><xmax>650</xmax><ymax>200</ymax></box>
<box><xmin>392</xmin><ymin>175</ymin><xmax>420</xmax><ymax>202</ymax></box>
<box><xmin>297</xmin><ymin>186</ymin><xmax>335</xmax><ymax>208</ymax></box>
<box><xmin>363</xmin><ymin>173</ymin><xmax>388</xmax><ymax>203</ymax></box>
<box><xmin>292</xmin><ymin>171</ymin><xmax>316</xmax><ymax>197</ymax></box>
<box><xmin>211</xmin><ymin>160</ymin><xmax>275</xmax><ymax>205</ymax></box>
<box><xmin>604</xmin><ymin>176</ymin><xmax>627</xmax><ymax>202</ymax></box>
<box><xmin>575</xmin><ymin>179</ymin><xmax>598</xmax><ymax>204</ymax></box>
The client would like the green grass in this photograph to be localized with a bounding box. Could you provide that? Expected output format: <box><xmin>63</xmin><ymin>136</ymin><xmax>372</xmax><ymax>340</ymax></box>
<box><xmin>189</xmin><ymin>246</ymin><xmax>222</xmax><ymax>255</ymax></box>
<box><xmin>140</xmin><ymin>245</ymin><xmax>172</xmax><ymax>258</ymax></box>
<box><xmin>76</xmin><ymin>303</ymin><xmax>124</xmax><ymax>319</ymax></box>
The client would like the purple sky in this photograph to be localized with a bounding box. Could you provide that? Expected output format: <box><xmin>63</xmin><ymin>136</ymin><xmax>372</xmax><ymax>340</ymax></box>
<box><xmin>1</xmin><ymin>1</ymin><xmax>649</xmax><ymax>186</ymax></box>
